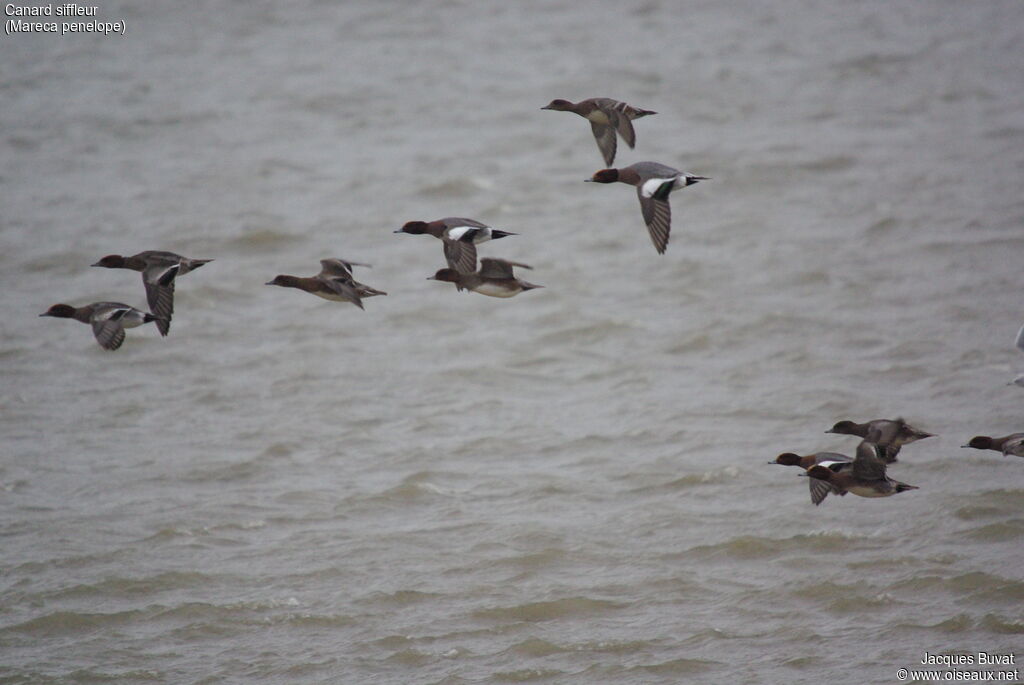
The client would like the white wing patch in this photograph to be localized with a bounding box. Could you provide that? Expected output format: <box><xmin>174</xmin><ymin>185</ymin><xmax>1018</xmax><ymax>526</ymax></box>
<box><xmin>95</xmin><ymin>306</ymin><xmax>129</xmax><ymax>323</ymax></box>
<box><xmin>640</xmin><ymin>177</ymin><xmax>676</xmax><ymax>198</ymax></box>
<box><xmin>447</xmin><ymin>226</ymin><xmax>486</xmax><ymax>242</ymax></box>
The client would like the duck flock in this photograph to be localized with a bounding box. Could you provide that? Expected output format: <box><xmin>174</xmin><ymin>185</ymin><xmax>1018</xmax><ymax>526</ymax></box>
<box><xmin>39</xmin><ymin>96</ymin><xmax>1021</xmax><ymax>505</ymax></box>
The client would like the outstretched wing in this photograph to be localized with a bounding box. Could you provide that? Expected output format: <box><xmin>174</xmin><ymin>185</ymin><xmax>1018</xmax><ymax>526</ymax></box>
<box><xmin>442</xmin><ymin>238</ymin><xmax>478</xmax><ymax>274</ymax></box>
<box><xmin>140</xmin><ymin>264</ymin><xmax>178</xmax><ymax>336</ymax></box>
<box><xmin>143</xmin><ymin>279</ymin><xmax>174</xmax><ymax>337</ymax></box>
<box><xmin>808</xmin><ymin>476</ymin><xmax>841</xmax><ymax>506</ymax></box>
<box><xmin>479</xmin><ymin>258</ymin><xmax>531</xmax><ymax>279</ymax></box>
<box><xmin>609</xmin><ymin>107</ymin><xmax>637</xmax><ymax>148</ymax></box>
<box><xmin>637</xmin><ymin>187</ymin><xmax>672</xmax><ymax>254</ymax></box>
<box><xmin>589</xmin><ymin>122</ymin><xmax>617</xmax><ymax>167</ymax></box>
<box><xmin>851</xmin><ymin>439</ymin><xmax>888</xmax><ymax>481</ymax></box>
<box><xmin>91</xmin><ymin>317</ymin><xmax>126</xmax><ymax>350</ymax></box>
<box><xmin>319</xmin><ymin>258</ymin><xmax>371</xmax><ymax>279</ymax></box>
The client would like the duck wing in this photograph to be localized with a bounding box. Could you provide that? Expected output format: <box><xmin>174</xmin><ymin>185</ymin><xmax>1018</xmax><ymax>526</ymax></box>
<box><xmin>442</xmin><ymin>238</ymin><xmax>478</xmax><ymax>275</ymax></box>
<box><xmin>609</xmin><ymin>107</ymin><xmax>637</xmax><ymax>148</ymax></box>
<box><xmin>321</xmin><ymin>276</ymin><xmax>364</xmax><ymax>310</ymax></box>
<box><xmin>589</xmin><ymin>122</ymin><xmax>617</xmax><ymax>167</ymax></box>
<box><xmin>318</xmin><ymin>258</ymin><xmax>371</xmax><ymax>279</ymax></box>
<box><xmin>1001</xmin><ymin>434</ymin><xmax>1024</xmax><ymax>457</ymax></box>
<box><xmin>142</xmin><ymin>278</ymin><xmax>174</xmax><ymax>337</ymax></box>
<box><xmin>636</xmin><ymin>186</ymin><xmax>672</xmax><ymax>255</ymax></box>
<box><xmin>808</xmin><ymin>476</ymin><xmax>843</xmax><ymax>506</ymax></box>
<box><xmin>851</xmin><ymin>439</ymin><xmax>888</xmax><ymax>481</ymax></box>
<box><xmin>479</xmin><ymin>258</ymin><xmax>531</xmax><ymax>279</ymax></box>
<box><xmin>90</xmin><ymin>306</ymin><xmax>129</xmax><ymax>351</ymax></box>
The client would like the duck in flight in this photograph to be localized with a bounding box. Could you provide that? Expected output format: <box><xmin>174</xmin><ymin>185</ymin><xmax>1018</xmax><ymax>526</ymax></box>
<box><xmin>586</xmin><ymin>161</ymin><xmax>707</xmax><ymax>255</ymax></box>
<box><xmin>826</xmin><ymin>417</ymin><xmax>934</xmax><ymax>463</ymax></box>
<box><xmin>266</xmin><ymin>258</ymin><xmax>385</xmax><ymax>310</ymax></box>
<box><xmin>428</xmin><ymin>257</ymin><xmax>542</xmax><ymax>298</ymax></box>
<box><xmin>805</xmin><ymin>431</ymin><xmax>919</xmax><ymax>499</ymax></box>
<box><xmin>40</xmin><ymin>301</ymin><xmax>159</xmax><ymax>351</ymax></box>
<box><xmin>92</xmin><ymin>250</ymin><xmax>212</xmax><ymax>336</ymax></box>
<box><xmin>395</xmin><ymin>217</ymin><xmax>516</xmax><ymax>275</ymax></box>
<box><xmin>541</xmin><ymin>97</ymin><xmax>656</xmax><ymax>166</ymax></box>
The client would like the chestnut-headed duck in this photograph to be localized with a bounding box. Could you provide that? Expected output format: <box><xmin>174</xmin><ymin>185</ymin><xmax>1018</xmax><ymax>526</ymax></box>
<box><xmin>586</xmin><ymin>161</ymin><xmax>707</xmax><ymax>254</ymax></box>
<box><xmin>266</xmin><ymin>258</ymin><xmax>385</xmax><ymax>310</ymax></box>
<box><xmin>541</xmin><ymin>97</ymin><xmax>656</xmax><ymax>166</ymax></box>
<box><xmin>40</xmin><ymin>302</ymin><xmax>159</xmax><ymax>351</ymax></box>
<box><xmin>428</xmin><ymin>258</ymin><xmax>541</xmax><ymax>298</ymax></box>
<box><xmin>92</xmin><ymin>251</ymin><xmax>213</xmax><ymax>336</ymax></box>
<box><xmin>394</xmin><ymin>218</ymin><xmax>516</xmax><ymax>275</ymax></box>
<box><xmin>805</xmin><ymin>434</ymin><xmax>918</xmax><ymax>499</ymax></box>
<box><xmin>961</xmin><ymin>433</ymin><xmax>1024</xmax><ymax>458</ymax></box>
<box><xmin>772</xmin><ymin>452</ymin><xmax>852</xmax><ymax>505</ymax></box>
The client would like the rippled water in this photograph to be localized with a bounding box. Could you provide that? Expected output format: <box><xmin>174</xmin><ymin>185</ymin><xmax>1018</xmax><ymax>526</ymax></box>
<box><xmin>3</xmin><ymin>1</ymin><xmax>1024</xmax><ymax>683</ymax></box>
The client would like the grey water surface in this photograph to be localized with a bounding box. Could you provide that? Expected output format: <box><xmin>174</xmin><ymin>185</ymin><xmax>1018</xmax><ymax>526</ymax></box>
<box><xmin>2</xmin><ymin>1</ymin><xmax>1023</xmax><ymax>683</ymax></box>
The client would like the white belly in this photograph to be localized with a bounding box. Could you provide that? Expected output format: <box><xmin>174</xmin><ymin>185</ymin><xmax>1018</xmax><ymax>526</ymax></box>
<box><xmin>473</xmin><ymin>282</ymin><xmax>518</xmax><ymax>298</ymax></box>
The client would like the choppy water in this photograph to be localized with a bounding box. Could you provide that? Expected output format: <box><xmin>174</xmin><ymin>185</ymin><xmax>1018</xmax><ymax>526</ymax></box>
<box><xmin>3</xmin><ymin>1</ymin><xmax>1024</xmax><ymax>683</ymax></box>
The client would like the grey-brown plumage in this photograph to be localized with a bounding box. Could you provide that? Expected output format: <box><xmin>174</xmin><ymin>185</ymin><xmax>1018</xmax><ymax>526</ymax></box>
<box><xmin>428</xmin><ymin>258</ymin><xmax>542</xmax><ymax>298</ymax></box>
<box><xmin>315</xmin><ymin>259</ymin><xmax>387</xmax><ymax>299</ymax></box>
<box><xmin>92</xmin><ymin>250</ymin><xmax>213</xmax><ymax>336</ymax></box>
<box><xmin>826</xmin><ymin>417</ymin><xmax>934</xmax><ymax>463</ymax></box>
<box><xmin>266</xmin><ymin>257</ymin><xmax>385</xmax><ymax>310</ymax></box>
<box><xmin>586</xmin><ymin>161</ymin><xmax>707</xmax><ymax>254</ymax></box>
<box><xmin>541</xmin><ymin>97</ymin><xmax>656</xmax><ymax>166</ymax></box>
<box><xmin>40</xmin><ymin>301</ymin><xmax>158</xmax><ymax>351</ymax></box>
